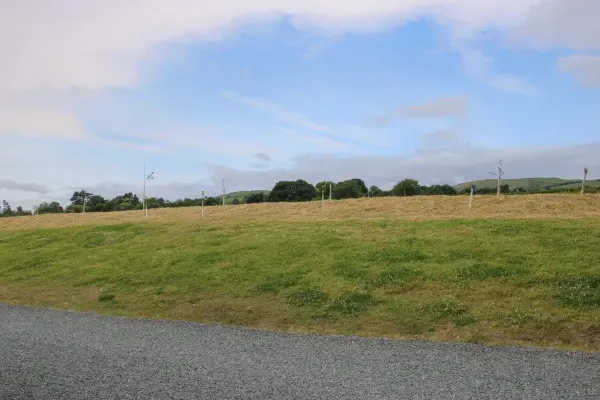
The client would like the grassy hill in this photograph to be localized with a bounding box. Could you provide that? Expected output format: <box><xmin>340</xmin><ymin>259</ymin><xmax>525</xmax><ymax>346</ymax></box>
<box><xmin>222</xmin><ymin>190</ymin><xmax>269</xmax><ymax>204</ymax></box>
<box><xmin>1</xmin><ymin>198</ymin><xmax>600</xmax><ymax>351</ymax></box>
<box><xmin>454</xmin><ymin>177</ymin><xmax>600</xmax><ymax>191</ymax></box>
<box><xmin>2</xmin><ymin>195</ymin><xmax>600</xmax><ymax>350</ymax></box>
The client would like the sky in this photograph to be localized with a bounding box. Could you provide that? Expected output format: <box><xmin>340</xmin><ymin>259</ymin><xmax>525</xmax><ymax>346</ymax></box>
<box><xmin>1</xmin><ymin>0</ymin><xmax>599</xmax><ymax>208</ymax></box>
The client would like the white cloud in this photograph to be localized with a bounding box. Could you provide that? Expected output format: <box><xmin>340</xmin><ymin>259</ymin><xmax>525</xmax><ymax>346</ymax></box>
<box><xmin>0</xmin><ymin>180</ymin><xmax>49</xmax><ymax>194</ymax></box>
<box><xmin>255</xmin><ymin>153</ymin><xmax>272</xmax><ymax>162</ymax></box>
<box><xmin>278</xmin><ymin>128</ymin><xmax>361</xmax><ymax>153</ymax></box>
<box><xmin>403</xmin><ymin>97</ymin><xmax>468</xmax><ymax>118</ymax></box>
<box><xmin>204</xmin><ymin>142</ymin><xmax>600</xmax><ymax>194</ymax></box>
<box><xmin>1</xmin><ymin>0</ymin><xmax>599</xmax><ymax>208</ymax></box>
<box><xmin>454</xmin><ymin>44</ymin><xmax>535</xmax><ymax>93</ymax></box>
<box><xmin>513</xmin><ymin>0</ymin><xmax>600</xmax><ymax>51</ymax></box>
<box><xmin>557</xmin><ymin>55</ymin><xmax>600</xmax><ymax>88</ymax></box>
<box><xmin>0</xmin><ymin>0</ymin><xmax>592</xmax><ymax>141</ymax></box>
<box><xmin>6</xmin><ymin>141</ymin><xmax>599</xmax><ymax>209</ymax></box>
<box><xmin>219</xmin><ymin>90</ymin><xmax>327</xmax><ymax>131</ymax></box>
<box><xmin>0</xmin><ymin>102</ymin><xmax>86</xmax><ymax>138</ymax></box>
<box><xmin>370</xmin><ymin>97</ymin><xmax>467</xmax><ymax>128</ymax></box>
<box><xmin>221</xmin><ymin>91</ymin><xmax>391</xmax><ymax>148</ymax></box>
<box><xmin>420</xmin><ymin>130</ymin><xmax>466</xmax><ymax>149</ymax></box>
<box><xmin>1</xmin><ymin>0</ymin><xmax>587</xmax><ymax>101</ymax></box>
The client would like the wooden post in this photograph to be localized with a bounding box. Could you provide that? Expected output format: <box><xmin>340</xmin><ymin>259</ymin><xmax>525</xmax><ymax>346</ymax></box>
<box><xmin>469</xmin><ymin>185</ymin><xmax>474</xmax><ymax>210</ymax></box>
<box><xmin>496</xmin><ymin>175</ymin><xmax>501</xmax><ymax>197</ymax></box>
<box><xmin>222</xmin><ymin>179</ymin><xmax>225</xmax><ymax>206</ymax></box>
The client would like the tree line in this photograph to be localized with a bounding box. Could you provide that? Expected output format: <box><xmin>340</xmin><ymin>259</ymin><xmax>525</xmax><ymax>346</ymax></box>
<box><xmin>1</xmin><ymin>177</ymin><xmax>597</xmax><ymax>217</ymax></box>
<box><xmin>262</xmin><ymin>178</ymin><xmax>459</xmax><ymax>203</ymax></box>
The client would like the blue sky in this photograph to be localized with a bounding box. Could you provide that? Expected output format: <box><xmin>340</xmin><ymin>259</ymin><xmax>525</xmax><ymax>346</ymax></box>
<box><xmin>1</xmin><ymin>0</ymin><xmax>599</xmax><ymax>207</ymax></box>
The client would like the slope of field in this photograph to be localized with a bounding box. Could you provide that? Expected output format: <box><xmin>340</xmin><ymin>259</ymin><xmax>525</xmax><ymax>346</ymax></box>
<box><xmin>1</xmin><ymin>194</ymin><xmax>600</xmax><ymax>231</ymax></box>
<box><xmin>1</xmin><ymin>215</ymin><xmax>599</xmax><ymax>351</ymax></box>
<box><xmin>454</xmin><ymin>177</ymin><xmax>600</xmax><ymax>191</ymax></box>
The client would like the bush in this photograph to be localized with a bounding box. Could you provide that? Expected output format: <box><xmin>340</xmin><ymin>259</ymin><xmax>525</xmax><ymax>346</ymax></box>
<box><xmin>268</xmin><ymin>180</ymin><xmax>316</xmax><ymax>202</ymax></box>
<box><xmin>392</xmin><ymin>179</ymin><xmax>421</xmax><ymax>196</ymax></box>
<box><xmin>245</xmin><ymin>192</ymin><xmax>265</xmax><ymax>204</ymax></box>
<box><xmin>332</xmin><ymin>179</ymin><xmax>368</xmax><ymax>199</ymax></box>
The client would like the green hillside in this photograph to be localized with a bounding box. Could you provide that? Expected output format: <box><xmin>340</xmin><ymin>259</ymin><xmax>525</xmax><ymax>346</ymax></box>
<box><xmin>223</xmin><ymin>190</ymin><xmax>269</xmax><ymax>204</ymax></box>
<box><xmin>454</xmin><ymin>177</ymin><xmax>600</xmax><ymax>191</ymax></box>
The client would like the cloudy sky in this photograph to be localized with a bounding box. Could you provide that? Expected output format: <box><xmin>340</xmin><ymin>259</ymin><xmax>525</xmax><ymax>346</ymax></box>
<box><xmin>1</xmin><ymin>0</ymin><xmax>599</xmax><ymax>207</ymax></box>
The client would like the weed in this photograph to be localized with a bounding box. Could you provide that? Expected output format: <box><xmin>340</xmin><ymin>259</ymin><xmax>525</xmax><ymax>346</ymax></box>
<box><xmin>335</xmin><ymin>263</ymin><xmax>368</xmax><ymax>280</ymax></box>
<box><xmin>503</xmin><ymin>309</ymin><xmax>537</xmax><ymax>326</ymax></box>
<box><xmin>452</xmin><ymin>315</ymin><xmax>478</xmax><ymax>327</ymax></box>
<box><xmin>327</xmin><ymin>292</ymin><xmax>378</xmax><ymax>315</ymax></box>
<box><xmin>424</xmin><ymin>301</ymin><xmax>467</xmax><ymax>319</ymax></box>
<box><xmin>79</xmin><ymin>232</ymin><xmax>107</xmax><ymax>248</ymax></box>
<box><xmin>553</xmin><ymin>276</ymin><xmax>600</xmax><ymax>308</ymax></box>
<box><xmin>367</xmin><ymin>249</ymin><xmax>428</xmax><ymax>263</ymax></box>
<box><xmin>369</xmin><ymin>266</ymin><xmax>423</xmax><ymax>287</ymax></box>
<box><xmin>401</xmin><ymin>321</ymin><xmax>433</xmax><ymax>335</ymax></box>
<box><xmin>287</xmin><ymin>287</ymin><xmax>329</xmax><ymax>307</ymax></box>
<box><xmin>457</xmin><ymin>263</ymin><xmax>527</xmax><ymax>281</ymax></box>
<box><xmin>98</xmin><ymin>293</ymin><xmax>116</xmax><ymax>303</ymax></box>
<box><xmin>423</xmin><ymin>301</ymin><xmax>477</xmax><ymax>328</ymax></box>
<box><xmin>92</xmin><ymin>224</ymin><xmax>133</xmax><ymax>232</ymax></box>
<box><xmin>255</xmin><ymin>273</ymin><xmax>301</xmax><ymax>293</ymax></box>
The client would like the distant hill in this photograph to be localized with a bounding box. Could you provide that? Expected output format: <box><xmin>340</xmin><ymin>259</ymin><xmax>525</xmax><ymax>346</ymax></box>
<box><xmin>223</xmin><ymin>190</ymin><xmax>269</xmax><ymax>204</ymax></box>
<box><xmin>454</xmin><ymin>177</ymin><xmax>600</xmax><ymax>191</ymax></box>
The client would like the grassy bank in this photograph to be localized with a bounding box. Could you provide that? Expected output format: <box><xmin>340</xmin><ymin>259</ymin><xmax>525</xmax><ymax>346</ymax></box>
<box><xmin>1</xmin><ymin>218</ymin><xmax>599</xmax><ymax>351</ymax></box>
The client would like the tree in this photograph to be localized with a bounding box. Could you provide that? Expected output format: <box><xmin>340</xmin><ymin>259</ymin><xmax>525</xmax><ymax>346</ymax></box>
<box><xmin>36</xmin><ymin>201</ymin><xmax>63</xmax><ymax>214</ymax></box>
<box><xmin>204</xmin><ymin>196</ymin><xmax>220</xmax><ymax>206</ymax></box>
<box><xmin>83</xmin><ymin>195</ymin><xmax>106</xmax><ymax>212</ymax></box>
<box><xmin>1</xmin><ymin>200</ymin><xmax>12</xmax><ymax>217</ymax></box>
<box><xmin>87</xmin><ymin>195</ymin><xmax>105</xmax><ymax>205</ymax></box>
<box><xmin>490</xmin><ymin>160</ymin><xmax>505</xmax><ymax>196</ymax></box>
<box><xmin>369</xmin><ymin>185</ymin><xmax>384</xmax><ymax>197</ymax></box>
<box><xmin>349</xmin><ymin>179</ymin><xmax>368</xmax><ymax>195</ymax></box>
<box><xmin>245</xmin><ymin>192</ymin><xmax>265</xmax><ymax>204</ymax></box>
<box><xmin>268</xmin><ymin>180</ymin><xmax>316</xmax><ymax>202</ymax></box>
<box><xmin>232</xmin><ymin>198</ymin><xmax>240</xmax><ymax>205</ymax></box>
<box><xmin>14</xmin><ymin>206</ymin><xmax>31</xmax><ymax>216</ymax></box>
<box><xmin>582</xmin><ymin>167</ymin><xmax>589</xmax><ymax>194</ymax></box>
<box><xmin>316</xmin><ymin>181</ymin><xmax>335</xmax><ymax>199</ymax></box>
<box><xmin>70</xmin><ymin>190</ymin><xmax>92</xmax><ymax>205</ymax></box>
<box><xmin>392</xmin><ymin>179</ymin><xmax>421</xmax><ymax>196</ymax></box>
<box><xmin>332</xmin><ymin>179</ymin><xmax>368</xmax><ymax>199</ymax></box>
<box><xmin>425</xmin><ymin>184</ymin><xmax>457</xmax><ymax>196</ymax></box>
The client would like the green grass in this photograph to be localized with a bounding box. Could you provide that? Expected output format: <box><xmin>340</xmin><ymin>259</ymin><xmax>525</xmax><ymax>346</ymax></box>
<box><xmin>1</xmin><ymin>218</ymin><xmax>600</xmax><ymax>351</ymax></box>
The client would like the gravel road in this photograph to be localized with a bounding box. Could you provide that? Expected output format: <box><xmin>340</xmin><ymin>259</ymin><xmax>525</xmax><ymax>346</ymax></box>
<box><xmin>1</xmin><ymin>304</ymin><xmax>598</xmax><ymax>399</ymax></box>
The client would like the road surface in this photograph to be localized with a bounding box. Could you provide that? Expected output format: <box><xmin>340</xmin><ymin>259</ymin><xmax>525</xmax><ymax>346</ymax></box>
<box><xmin>1</xmin><ymin>304</ymin><xmax>598</xmax><ymax>399</ymax></box>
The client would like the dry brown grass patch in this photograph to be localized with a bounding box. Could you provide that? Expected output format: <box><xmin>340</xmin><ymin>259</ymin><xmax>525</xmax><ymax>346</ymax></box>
<box><xmin>2</xmin><ymin>194</ymin><xmax>599</xmax><ymax>231</ymax></box>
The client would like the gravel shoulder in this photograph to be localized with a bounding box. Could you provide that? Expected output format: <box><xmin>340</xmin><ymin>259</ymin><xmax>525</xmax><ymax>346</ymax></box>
<box><xmin>1</xmin><ymin>304</ymin><xmax>598</xmax><ymax>400</ymax></box>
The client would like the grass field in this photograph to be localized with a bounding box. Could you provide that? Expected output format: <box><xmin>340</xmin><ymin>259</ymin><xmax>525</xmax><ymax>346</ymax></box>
<box><xmin>2</xmin><ymin>194</ymin><xmax>600</xmax><ymax>230</ymax></box>
<box><xmin>1</xmin><ymin>195</ymin><xmax>599</xmax><ymax>351</ymax></box>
